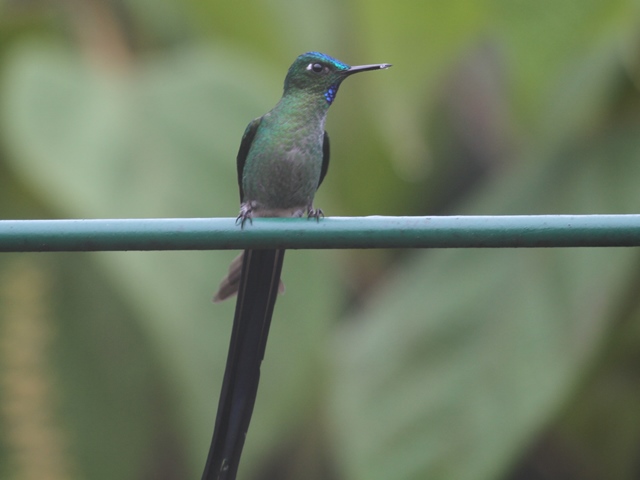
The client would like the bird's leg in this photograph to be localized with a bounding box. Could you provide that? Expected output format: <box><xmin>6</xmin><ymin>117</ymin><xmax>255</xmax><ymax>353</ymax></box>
<box><xmin>306</xmin><ymin>205</ymin><xmax>324</xmax><ymax>222</ymax></box>
<box><xmin>236</xmin><ymin>202</ymin><xmax>254</xmax><ymax>228</ymax></box>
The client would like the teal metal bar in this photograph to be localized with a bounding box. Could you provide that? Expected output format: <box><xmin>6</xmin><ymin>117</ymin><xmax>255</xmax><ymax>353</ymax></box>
<box><xmin>0</xmin><ymin>215</ymin><xmax>640</xmax><ymax>252</ymax></box>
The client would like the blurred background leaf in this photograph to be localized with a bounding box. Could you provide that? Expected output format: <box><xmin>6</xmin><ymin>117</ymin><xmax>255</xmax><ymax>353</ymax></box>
<box><xmin>1</xmin><ymin>0</ymin><xmax>640</xmax><ymax>479</ymax></box>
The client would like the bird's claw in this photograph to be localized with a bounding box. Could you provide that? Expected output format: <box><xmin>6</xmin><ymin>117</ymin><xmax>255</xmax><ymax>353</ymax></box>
<box><xmin>307</xmin><ymin>207</ymin><xmax>324</xmax><ymax>222</ymax></box>
<box><xmin>236</xmin><ymin>203</ymin><xmax>253</xmax><ymax>228</ymax></box>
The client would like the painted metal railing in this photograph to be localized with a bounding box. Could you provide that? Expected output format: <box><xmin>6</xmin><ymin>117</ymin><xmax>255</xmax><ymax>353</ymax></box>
<box><xmin>1</xmin><ymin>215</ymin><xmax>640</xmax><ymax>252</ymax></box>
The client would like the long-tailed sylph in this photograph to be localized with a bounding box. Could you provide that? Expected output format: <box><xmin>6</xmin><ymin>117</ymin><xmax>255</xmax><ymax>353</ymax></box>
<box><xmin>213</xmin><ymin>52</ymin><xmax>391</xmax><ymax>301</ymax></box>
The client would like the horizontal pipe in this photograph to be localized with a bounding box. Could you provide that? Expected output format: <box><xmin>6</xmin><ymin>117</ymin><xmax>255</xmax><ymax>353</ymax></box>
<box><xmin>0</xmin><ymin>215</ymin><xmax>640</xmax><ymax>252</ymax></box>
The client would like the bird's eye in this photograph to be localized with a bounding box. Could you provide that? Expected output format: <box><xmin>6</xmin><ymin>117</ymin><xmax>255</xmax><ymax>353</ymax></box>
<box><xmin>309</xmin><ymin>63</ymin><xmax>324</xmax><ymax>73</ymax></box>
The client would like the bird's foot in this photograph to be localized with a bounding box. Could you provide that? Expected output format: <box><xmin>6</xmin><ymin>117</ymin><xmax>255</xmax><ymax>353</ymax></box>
<box><xmin>236</xmin><ymin>203</ymin><xmax>254</xmax><ymax>228</ymax></box>
<box><xmin>307</xmin><ymin>207</ymin><xmax>324</xmax><ymax>222</ymax></box>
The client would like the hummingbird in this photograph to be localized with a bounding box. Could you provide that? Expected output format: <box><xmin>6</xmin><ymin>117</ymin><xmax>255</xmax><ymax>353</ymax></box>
<box><xmin>213</xmin><ymin>52</ymin><xmax>391</xmax><ymax>301</ymax></box>
<box><xmin>204</xmin><ymin>52</ymin><xmax>391</xmax><ymax>480</ymax></box>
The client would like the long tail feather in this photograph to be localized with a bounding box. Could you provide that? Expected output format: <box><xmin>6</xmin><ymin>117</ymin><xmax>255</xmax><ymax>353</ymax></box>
<box><xmin>202</xmin><ymin>249</ymin><xmax>286</xmax><ymax>480</ymax></box>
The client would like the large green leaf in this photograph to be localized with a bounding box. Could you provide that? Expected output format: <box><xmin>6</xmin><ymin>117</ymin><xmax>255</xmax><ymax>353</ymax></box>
<box><xmin>329</xmin><ymin>128</ymin><xmax>640</xmax><ymax>480</ymax></box>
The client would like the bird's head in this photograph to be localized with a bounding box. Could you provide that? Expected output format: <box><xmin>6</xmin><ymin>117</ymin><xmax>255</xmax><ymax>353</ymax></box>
<box><xmin>283</xmin><ymin>52</ymin><xmax>391</xmax><ymax>105</ymax></box>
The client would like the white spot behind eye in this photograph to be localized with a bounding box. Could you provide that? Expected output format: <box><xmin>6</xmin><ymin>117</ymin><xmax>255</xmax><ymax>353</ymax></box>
<box><xmin>306</xmin><ymin>64</ymin><xmax>313</xmax><ymax>71</ymax></box>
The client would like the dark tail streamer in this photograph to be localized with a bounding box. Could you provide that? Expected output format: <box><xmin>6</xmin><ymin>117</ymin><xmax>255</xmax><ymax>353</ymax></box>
<box><xmin>202</xmin><ymin>249</ymin><xmax>286</xmax><ymax>480</ymax></box>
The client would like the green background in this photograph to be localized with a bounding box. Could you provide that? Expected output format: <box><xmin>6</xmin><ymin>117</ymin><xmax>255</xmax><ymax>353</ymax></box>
<box><xmin>2</xmin><ymin>1</ymin><xmax>640</xmax><ymax>479</ymax></box>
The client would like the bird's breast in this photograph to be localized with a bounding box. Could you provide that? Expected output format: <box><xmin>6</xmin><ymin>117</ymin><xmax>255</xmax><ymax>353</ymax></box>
<box><xmin>242</xmin><ymin>123</ymin><xmax>324</xmax><ymax>213</ymax></box>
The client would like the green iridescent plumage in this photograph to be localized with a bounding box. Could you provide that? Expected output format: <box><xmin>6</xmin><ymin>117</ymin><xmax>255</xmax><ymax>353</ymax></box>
<box><xmin>214</xmin><ymin>52</ymin><xmax>390</xmax><ymax>301</ymax></box>
<box><xmin>236</xmin><ymin>52</ymin><xmax>392</xmax><ymax>226</ymax></box>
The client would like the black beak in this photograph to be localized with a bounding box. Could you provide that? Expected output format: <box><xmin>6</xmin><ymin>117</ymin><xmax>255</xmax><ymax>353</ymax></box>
<box><xmin>345</xmin><ymin>63</ymin><xmax>392</xmax><ymax>75</ymax></box>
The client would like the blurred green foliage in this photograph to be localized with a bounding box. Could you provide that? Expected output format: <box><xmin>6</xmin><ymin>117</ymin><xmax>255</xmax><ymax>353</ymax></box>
<box><xmin>1</xmin><ymin>0</ymin><xmax>640</xmax><ymax>479</ymax></box>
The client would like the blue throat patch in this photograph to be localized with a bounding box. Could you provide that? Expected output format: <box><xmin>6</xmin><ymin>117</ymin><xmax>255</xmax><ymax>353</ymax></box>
<box><xmin>324</xmin><ymin>84</ymin><xmax>338</xmax><ymax>104</ymax></box>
